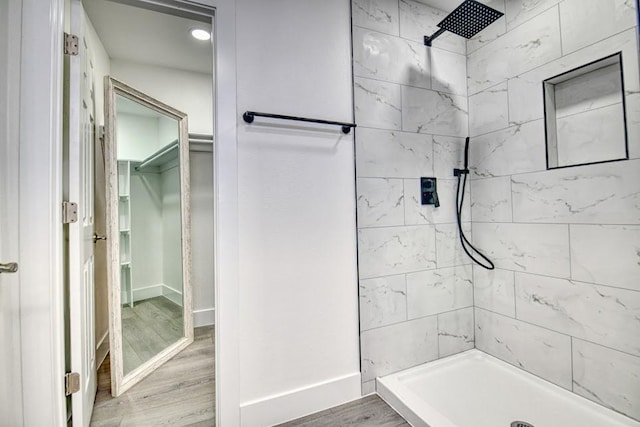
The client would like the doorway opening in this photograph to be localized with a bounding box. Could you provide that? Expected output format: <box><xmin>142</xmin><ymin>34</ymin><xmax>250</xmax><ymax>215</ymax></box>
<box><xmin>64</xmin><ymin>0</ymin><xmax>216</xmax><ymax>424</ymax></box>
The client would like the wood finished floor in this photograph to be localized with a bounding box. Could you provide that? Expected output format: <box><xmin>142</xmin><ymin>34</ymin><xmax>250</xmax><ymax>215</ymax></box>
<box><xmin>121</xmin><ymin>297</ymin><xmax>184</xmax><ymax>375</ymax></box>
<box><xmin>90</xmin><ymin>326</ymin><xmax>215</xmax><ymax>427</ymax></box>
<box><xmin>276</xmin><ymin>395</ymin><xmax>410</xmax><ymax>427</ymax></box>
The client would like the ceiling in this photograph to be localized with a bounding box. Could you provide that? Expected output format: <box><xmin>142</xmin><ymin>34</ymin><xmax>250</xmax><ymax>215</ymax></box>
<box><xmin>83</xmin><ymin>0</ymin><xmax>213</xmax><ymax>74</ymax></box>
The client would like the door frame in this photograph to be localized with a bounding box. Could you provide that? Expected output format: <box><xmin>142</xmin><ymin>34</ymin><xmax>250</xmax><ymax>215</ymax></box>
<box><xmin>19</xmin><ymin>0</ymin><xmax>240</xmax><ymax>425</ymax></box>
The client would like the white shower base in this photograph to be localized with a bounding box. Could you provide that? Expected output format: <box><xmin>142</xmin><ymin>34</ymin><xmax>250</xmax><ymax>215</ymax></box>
<box><xmin>377</xmin><ymin>349</ymin><xmax>640</xmax><ymax>427</ymax></box>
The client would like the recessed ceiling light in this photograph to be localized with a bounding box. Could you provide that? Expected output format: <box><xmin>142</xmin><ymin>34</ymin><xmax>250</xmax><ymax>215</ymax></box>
<box><xmin>190</xmin><ymin>28</ymin><xmax>211</xmax><ymax>41</ymax></box>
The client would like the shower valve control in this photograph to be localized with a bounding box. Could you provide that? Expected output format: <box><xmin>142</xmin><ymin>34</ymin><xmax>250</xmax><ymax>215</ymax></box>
<box><xmin>420</xmin><ymin>177</ymin><xmax>440</xmax><ymax>208</ymax></box>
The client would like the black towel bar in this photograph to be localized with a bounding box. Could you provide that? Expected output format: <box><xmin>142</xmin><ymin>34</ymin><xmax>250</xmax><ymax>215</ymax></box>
<box><xmin>243</xmin><ymin>111</ymin><xmax>356</xmax><ymax>134</ymax></box>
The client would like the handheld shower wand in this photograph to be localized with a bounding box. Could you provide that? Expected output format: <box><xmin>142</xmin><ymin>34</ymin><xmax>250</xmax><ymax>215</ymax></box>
<box><xmin>454</xmin><ymin>137</ymin><xmax>494</xmax><ymax>270</ymax></box>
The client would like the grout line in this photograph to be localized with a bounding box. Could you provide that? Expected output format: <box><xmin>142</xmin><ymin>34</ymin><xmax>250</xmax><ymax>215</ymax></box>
<box><xmin>570</xmin><ymin>336</ymin><xmax>574</xmax><ymax>392</ymax></box>
<box><xmin>467</xmin><ymin>155</ymin><xmax>640</xmax><ymax>182</ymax></box>
<box><xmin>512</xmin><ymin>270</ymin><xmax>518</xmax><ymax>319</ymax></box>
<box><xmin>467</xmin><ymin>262</ymin><xmax>640</xmax><ymax>294</ymax></box>
<box><xmin>358</xmin><ymin>221</ymin><xmax>469</xmax><ymax>231</ymax></box>
<box><xmin>475</xmin><ymin>306</ymin><xmax>640</xmax><ymax>361</ymax></box>
<box><xmin>557</xmin><ymin>3</ymin><xmax>564</xmax><ymax>56</ymax></box>
<box><xmin>555</xmin><ymin>100</ymin><xmax>624</xmax><ymax>121</ymax></box>
<box><xmin>468</xmin><ymin>26</ymin><xmax>638</xmax><ymax>97</ymax></box>
<box><xmin>356</xmin><ymin>123</ymin><xmax>467</xmax><ymax>139</ymax></box>
<box><xmin>567</xmin><ymin>224</ymin><xmax>573</xmax><ymax>279</ymax></box>
<box><xmin>362</xmin><ymin>306</ymin><xmax>475</xmax><ymax>334</ymax></box>
<box><xmin>509</xmin><ymin>175</ymin><xmax>515</xmax><ymax>222</ymax></box>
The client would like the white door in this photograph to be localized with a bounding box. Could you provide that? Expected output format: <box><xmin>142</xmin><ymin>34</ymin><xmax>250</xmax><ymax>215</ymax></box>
<box><xmin>66</xmin><ymin>0</ymin><xmax>98</xmax><ymax>425</ymax></box>
<box><xmin>0</xmin><ymin>1</ymin><xmax>24</xmax><ymax>424</ymax></box>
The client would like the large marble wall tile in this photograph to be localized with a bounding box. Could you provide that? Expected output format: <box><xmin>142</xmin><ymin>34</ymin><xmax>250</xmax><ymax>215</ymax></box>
<box><xmin>505</xmin><ymin>0</ymin><xmax>562</xmax><ymax>31</ymax></box>
<box><xmin>402</xmin><ymin>86</ymin><xmax>468</xmax><ymax>137</ymax></box>
<box><xmin>355</xmin><ymin>128</ymin><xmax>433</xmax><ymax>178</ymax></box>
<box><xmin>354</xmin><ymin>77</ymin><xmax>402</xmax><ymax>130</ymax></box>
<box><xmin>404</xmin><ymin>178</ymin><xmax>469</xmax><ymax>225</ymax></box>
<box><xmin>470</xmin><ymin>176</ymin><xmax>512</xmax><ymax>222</ymax></box>
<box><xmin>472</xmin><ymin>223</ymin><xmax>570</xmax><ymax>277</ymax></box>
<box><xmin>475</xmin><ymin>308</ymin><xmax>572</xmax><ymax>389</ymax></box>
<box><xmin>352</xmin><ymin>0</ymin><xmax>400</xmax><ymax>36</ymax></box>
<box><xmin>469</xmin><ymin>82</ymin><xmax>509</xmax><ymax>137</ymax></box>
<box><xmin>357</xmin><ymin>178</ymin><xmax>405</xmax><ymax>228</ymax></box>
<box><xmin>628</xmin><ymin>93</ymin><xmax>640</xmax><ymax>160</ymax></box>
<box><xmin>432</xmin><ymin>135</ymin><xmax>465</xmax><ymax>178</ymax></box>
<box><xmin>359</xmin><ymin>274</ymin><xmax>407</xmax><ymax>330</ymax></box>
<box><xmin>473</xmin><ymin>267</ymin><xmax>516</xmax><ymax>317</ymax></box>
<box><xmin>508</xmin><ymin>29</ymin><xmax>639</xmax><ymax>126</ymax></box>
<box><xmin>570</xmin><ymin>225</ymin><xmax>640</xmax><ymax>292</ymax></box>
<box><xmin>361</xmin><ymin>315</ymin><xmax>439</xmax><ymax>381</ymax></box>
<box><xmin>438</xmin><ymin>307</ymin><xmax>474</xmax><ymax>357</ymax></box>
<box><xmin>556</xmin><ymin>104</ymin><xmax>627</xmax><ymax>166</ymax></box>
<box><xmin>353</xmin><ymin>27</ymin><xmax>431</xmax><ymax>89</ymax></box>
<box><xmin>512</xmin><ymin>160</ymin><xmax>640</xmax><ymax>224</ymax></box>
<box><xmin>515</xmin><ymin>273</ymin><xmax>640</xmax><ymax>356</ymax></box>
<box><xmin>554</xmin><ymin>64</ymin><xmax>623</xmax><ymax>118</ymax></box>
<box><xmin>358</xmin><ymin>225</ymin><xmax>437</xmax><ymax>278</ymax></box>
<box><xmin>572</xmin><ymin>339</ymin><xmax>640</xmax><ymax>421</ymax></box>
<box><xmin>560</xmin><ymin>0</ymin><xmax>637</xmax><ymax>55</ymax></box>
<box><xmin>406</xmin><ymin>265</ymin><xmax>473</xmax><ymax>318</ymax></box>
<box><xmin>436</xmin><ymin>223</ymin><xmax>472</xmax><ymax>268</ymax></box>
<box><xmin>467</xmin><ymin>0</ymin><xmax>506</xmax><ymax>54</ymax></box>
<box><xmin>430</xmin><ymin>48</ymin><xmax>467</xmax><ymax>96</ymax></box>
<box><xmin>470</xmin><ymin>120</ymin><xmax>546</xmax><ymax>179</ymax></box>
<box><xmin>467</xmin><ymin>7</ymin><xmax>561</xmax><ymax>95</ymax></box>
<box><xmin>398</xmin><ymin>0</ymin><xmax>466</xmax><ymax>55</ymax></box>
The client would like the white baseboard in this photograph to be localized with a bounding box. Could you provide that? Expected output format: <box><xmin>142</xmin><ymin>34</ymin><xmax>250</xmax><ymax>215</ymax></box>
<box><xmin>162</xmin><ymin>285</ymin><xmax>183</xmax><ymax>307</ymax></box>
<box><xmin>239</xmin><ymin>372</ymin><xmax>362</xmax><ymax>427</ymax></box>
<box><xmin>193</xmin><ymin>308</ymin><xmax>215</xmax><ymax>327</ymax></box>
<box><xmin>132</xmin><ymin>284</ymin><xmax>163</xmax><ymax>302</ymax></box>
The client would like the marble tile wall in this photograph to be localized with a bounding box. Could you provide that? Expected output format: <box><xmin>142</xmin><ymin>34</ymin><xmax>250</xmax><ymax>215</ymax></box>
<box><xmin>467</xmin><ymin>0</ymin><xmax>640</xmax><ymax>421</ymax></box>
<box><xmin>352</xmin><ymin>0</ymin><xmax>472</xmax><ymax>394</ymax></box>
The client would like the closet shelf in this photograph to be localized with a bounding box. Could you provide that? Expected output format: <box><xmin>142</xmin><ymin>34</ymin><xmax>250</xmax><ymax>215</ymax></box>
<box><xmin>135</xmin><ymin>140</ymin><xmax>179</xmax><ymax>172</ymax></box>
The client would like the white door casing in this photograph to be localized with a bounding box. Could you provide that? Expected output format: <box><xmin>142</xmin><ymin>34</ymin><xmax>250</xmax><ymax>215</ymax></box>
<box><xmin>0</xmin><ymin>0</ymin><xmax>24</xmax><ymax>424</ymax></box>
<box><xmin>66</xmin><ymin>0</ymin><xmax>97</xmax><ymax>425</ymax></box>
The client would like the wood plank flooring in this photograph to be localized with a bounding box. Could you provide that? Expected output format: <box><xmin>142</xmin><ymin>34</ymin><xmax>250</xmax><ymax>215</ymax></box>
<box><xmin>121</xmin><ymin>297</ymin><xmax>184</xmax><ymax>375</ymax></box>
<box><xmin>92</xmin><ymin>320</ymin><xmax>406</xmax><ymax>427</ymax></box>
<box><xmin>276</xmin><ymin>395</ymin><xmax>410</xmax><ymax>427</ymax></box>
<box><xmin>90</xmin><ymin>326</ymin><xmax>215</xmax><ymax>426</ymax></box>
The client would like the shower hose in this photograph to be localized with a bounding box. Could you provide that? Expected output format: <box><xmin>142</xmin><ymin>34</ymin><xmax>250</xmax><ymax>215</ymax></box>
<box><xmin>455</xmin><ymin>137</ymin><xmax>495</xmax><ymax>270</ymax></box>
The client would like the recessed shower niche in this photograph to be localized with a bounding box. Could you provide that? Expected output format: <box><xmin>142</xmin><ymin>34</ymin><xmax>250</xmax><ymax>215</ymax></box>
<box><xmin>543</xmin><ymin>52</ymin><xmax>628</xmax><ymax>169</ymax></box>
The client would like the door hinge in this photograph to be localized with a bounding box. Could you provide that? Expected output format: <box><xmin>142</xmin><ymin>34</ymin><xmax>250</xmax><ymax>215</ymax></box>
<box><xmin>63</xmin><ymin>201</ymin><xmax>78</xmax><ymax>224</ymax></box>
<box><xmin>65</xmin><ymin>372</ymin><xmax>80</xmax><ymax>396</ymax></box>
<box><xmin>97</xmin><ymin>125</ymin><xmax>105</xmax><ymax>142</ymax></box>
<box><xmin>64</xmin><ymin>33</ymin><xmax>79</xmax><ymax>56</ymax></box>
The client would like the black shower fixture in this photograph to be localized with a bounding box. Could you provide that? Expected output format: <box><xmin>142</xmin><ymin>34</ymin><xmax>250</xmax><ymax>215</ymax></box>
<box><xmin>424</xmin><ymin>0</ymin><xmax>504</xmax><ymax>47</ymax></box>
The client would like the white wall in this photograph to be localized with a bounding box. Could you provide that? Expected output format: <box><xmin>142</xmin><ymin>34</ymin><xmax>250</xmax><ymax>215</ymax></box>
<box><xmin>116</xmin><ymin>113</ymin><xmax>160</xmax><ymax>161</ymax></box>
<box><xmin>190</xmin><ymin>151</ymin><xmax>215</xmax><ymax>324</ymax></box>
<box><xmin>111</xmin><ymin>60</ymin><xmax>213</xmax><ymax>135</ymax></box>
<box><xmin>161</xmin><ymin>164</ymin><xmax>183</xmax><ymax>296</ymax></box>
<box><xmin>236</xmin><ymin>0</ymin><xmax>361</xmax><ymax>425</ymax></box>
<box><xmin>129</xmin><ymin>171</ymin><xmax>163</xmax><ymax>291</ymax></box>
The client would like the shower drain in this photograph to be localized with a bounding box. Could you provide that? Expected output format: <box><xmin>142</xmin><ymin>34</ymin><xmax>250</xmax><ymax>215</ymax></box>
<box><xmin>511</xmin><ymin>422</ymin><xmax>535</xmax><ymax>427</ymax></box>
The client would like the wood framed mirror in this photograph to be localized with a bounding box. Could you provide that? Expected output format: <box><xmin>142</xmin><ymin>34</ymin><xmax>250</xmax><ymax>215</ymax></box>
<box><xmin>104</xmin><ymin>76</ymin><xmax>193</xmax><ymax>396</ymax></box>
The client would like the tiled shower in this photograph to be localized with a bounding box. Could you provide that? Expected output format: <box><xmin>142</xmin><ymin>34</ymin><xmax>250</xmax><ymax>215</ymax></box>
<box><xmin>352</xmin><ymin>0</ymin><xmax>640</xmax><ymax>421</ymax></box>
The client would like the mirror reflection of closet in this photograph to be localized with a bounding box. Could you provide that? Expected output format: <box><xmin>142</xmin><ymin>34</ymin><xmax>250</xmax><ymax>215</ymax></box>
<box><xmin>106</xmin><ymin>78</ymin><xmax>192</xmax><ymax>395</ymax></box>
<box><xmin>84</xmin><ymin>0</ymin><xmax>216</xmax><ymax>420</ymax></box>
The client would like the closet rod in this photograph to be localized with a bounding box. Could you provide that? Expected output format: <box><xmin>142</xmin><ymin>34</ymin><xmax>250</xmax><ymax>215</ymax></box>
<box><xmin>243</xmin><ymin>111</ymin><xmax>356</xmax><ymax>134</ymax></box>
<box><xmin>135</xmin><ymin>140</ymin><xmax>178</xmax><ymax>171</ymax></box>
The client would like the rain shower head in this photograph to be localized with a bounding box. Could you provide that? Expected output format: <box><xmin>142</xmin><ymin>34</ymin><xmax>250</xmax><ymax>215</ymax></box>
<box><xmin>424</xmin><ymin>0</ymin><xmax>503</xmax><ymax>47</ymax></box>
